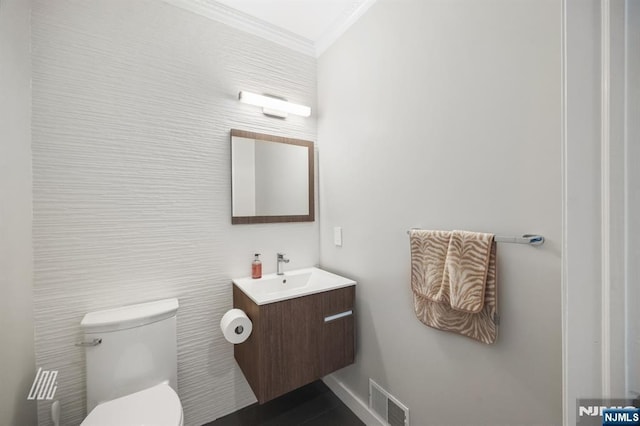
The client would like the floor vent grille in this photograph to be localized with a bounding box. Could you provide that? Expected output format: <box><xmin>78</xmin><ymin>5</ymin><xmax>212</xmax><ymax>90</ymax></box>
<box><xmin>369</xmin><ymin>379</ymin><xmax>409</xmax><ymax>426</ymax></box>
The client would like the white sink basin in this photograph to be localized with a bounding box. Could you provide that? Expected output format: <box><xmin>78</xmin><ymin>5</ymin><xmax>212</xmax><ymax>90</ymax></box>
<box><xmin>232</xmin><ymin>267</ymin><xmax>356</xmax><ymax>305</ymax></box>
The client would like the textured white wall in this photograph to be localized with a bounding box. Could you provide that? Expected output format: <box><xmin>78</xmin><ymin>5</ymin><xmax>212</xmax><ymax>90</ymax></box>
<box><xmin>0</xmin><ymin>0</ymin><xmax>37</xmax><ymax>424</ymax></box>
<box><xmin>317</xmin><ymin>0</ymin><xmax>562</xmax><ymax>425</ymax></box>
<box><xmin>31</xmin><ymin>1</ymin><xmax>317</xmax><ymax>425</ymax></box>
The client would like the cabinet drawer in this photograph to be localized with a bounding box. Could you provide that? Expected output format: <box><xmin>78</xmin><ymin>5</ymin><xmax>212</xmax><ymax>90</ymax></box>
<box><xmin>322</xmin><ymin>313</ymin><xmax>355</xmax><ymax>375</ymax></box>
<box><xmin>323</xmin><ymin>286</ymin><xmax>355</xmax><ymax>316</ymax></box>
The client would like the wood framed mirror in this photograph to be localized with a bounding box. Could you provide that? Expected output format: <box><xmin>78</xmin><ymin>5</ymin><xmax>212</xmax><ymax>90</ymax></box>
<box><xmin>231</xmin><ymin>129</ymin><xmax>314</xmax><ymax>224</ymax></box>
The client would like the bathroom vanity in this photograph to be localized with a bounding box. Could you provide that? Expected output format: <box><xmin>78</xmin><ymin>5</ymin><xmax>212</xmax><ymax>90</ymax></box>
<box><xmin>232</xmin><ymin>267</ymin><xmax>355</xmax><ymax>403</ymax></box>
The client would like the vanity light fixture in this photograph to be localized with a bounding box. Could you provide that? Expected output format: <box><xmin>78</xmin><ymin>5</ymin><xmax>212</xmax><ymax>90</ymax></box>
<box><xmin>238</xmin><ymin>91</ymin><xmax>311</xmax><ymax>118</ymax></box>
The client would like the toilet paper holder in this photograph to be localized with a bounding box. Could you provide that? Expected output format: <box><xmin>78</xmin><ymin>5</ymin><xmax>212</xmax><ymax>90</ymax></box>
<box><xmin>221</xmin><ymin>308</ymin><xmax>253</xmax><ymax>344</ymax></box>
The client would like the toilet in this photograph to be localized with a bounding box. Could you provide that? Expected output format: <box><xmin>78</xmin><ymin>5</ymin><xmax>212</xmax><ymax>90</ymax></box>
<box><xmin>79</xmin><ymin>298</ymin><xmax>184</xmax><ymax>426</ymax></box>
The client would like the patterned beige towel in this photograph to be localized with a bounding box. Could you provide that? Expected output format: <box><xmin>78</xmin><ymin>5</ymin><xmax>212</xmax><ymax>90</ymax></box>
<box><xmin>409</xmin><ymin>230</ymin><xmax>451</xmax><ymax>303</ymax></box>
<box><xmin>444</xmin><ymin>230</ymin><xmax>495</xmax><ymax>314</ymax></box>
<box><xmin>410</xmin><ymin>229</ymin><xmax>498</xmax><ymax>344</ymax></box>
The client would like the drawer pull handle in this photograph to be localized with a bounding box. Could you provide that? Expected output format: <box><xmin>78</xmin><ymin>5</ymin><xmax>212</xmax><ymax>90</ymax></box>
<box><xmin>324</xmin><ymin>310</ymin><xmax>353</xmax><ymax>323</ymax></box>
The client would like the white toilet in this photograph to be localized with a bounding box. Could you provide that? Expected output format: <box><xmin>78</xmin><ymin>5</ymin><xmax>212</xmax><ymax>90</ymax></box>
<box><xmin>79</xmin><ymin>298</ymin><xmax>184</xmax><ymax>426</ymax></box>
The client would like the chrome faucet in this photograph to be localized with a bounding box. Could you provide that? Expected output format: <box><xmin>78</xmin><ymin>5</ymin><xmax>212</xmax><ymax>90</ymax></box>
<box><xmin>276</xmin><ymin>253</ymin><xmax>290</xmax><ymax>275</ymax></box>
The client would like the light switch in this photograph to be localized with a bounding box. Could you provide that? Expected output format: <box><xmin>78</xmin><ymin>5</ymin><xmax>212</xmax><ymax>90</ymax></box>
<box><xmin>333</xmin><ymin>227</ymin><xmax>343</xmax><ymax>247</ymax></box>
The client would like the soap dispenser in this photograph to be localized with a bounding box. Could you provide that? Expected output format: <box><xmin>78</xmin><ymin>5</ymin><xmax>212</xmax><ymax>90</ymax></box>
<box><xmin>251</xmin><ymin>253</ymin><xmax>262</xmax><ymax>279</ymax></box>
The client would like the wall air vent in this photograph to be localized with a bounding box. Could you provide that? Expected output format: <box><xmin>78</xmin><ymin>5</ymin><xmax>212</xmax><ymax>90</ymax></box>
<box><xmin>369</xmin><ymin>379</ymin><xmax>409</xmax><ymax>426</ymax></box>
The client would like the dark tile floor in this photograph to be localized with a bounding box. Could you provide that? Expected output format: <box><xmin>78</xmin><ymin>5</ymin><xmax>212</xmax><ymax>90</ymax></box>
<box><xmin>204</xmin><ymin>381</ymin><xmax>365</xmax><ymax>426</ymax></box>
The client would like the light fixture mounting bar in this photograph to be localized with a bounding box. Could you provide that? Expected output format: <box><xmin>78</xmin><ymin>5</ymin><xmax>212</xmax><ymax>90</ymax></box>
<box><xmin>238</xmin><ymin>91</ymin><xmax>311</xmax><ymax>118</ymax></box>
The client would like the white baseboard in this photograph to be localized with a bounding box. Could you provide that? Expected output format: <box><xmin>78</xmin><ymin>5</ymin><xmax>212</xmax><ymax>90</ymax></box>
<box><xmin>322</xmin><ymin>375</ymin><xmax>387</xmax><ymax>426</ymax></box>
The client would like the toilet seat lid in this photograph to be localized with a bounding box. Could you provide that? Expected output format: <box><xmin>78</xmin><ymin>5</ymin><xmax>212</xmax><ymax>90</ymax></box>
<box><xmin>81</xmin><ymin>383</ymin><xmax>183</xmax><ymax>426</ymax></box>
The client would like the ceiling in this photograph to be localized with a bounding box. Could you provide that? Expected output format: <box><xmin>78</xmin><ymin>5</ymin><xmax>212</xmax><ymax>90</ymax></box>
<box><xmin>162</xmin><ymin>0</ymin><xmax>376</xmax><ymax>57</ymax></box>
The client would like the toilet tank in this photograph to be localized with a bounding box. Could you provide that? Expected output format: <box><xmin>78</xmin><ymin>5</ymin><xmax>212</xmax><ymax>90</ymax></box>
<box><xmin>81</xmin><ymin>298</ymin><xmax>179</xmax><ymax>412</ymax></box>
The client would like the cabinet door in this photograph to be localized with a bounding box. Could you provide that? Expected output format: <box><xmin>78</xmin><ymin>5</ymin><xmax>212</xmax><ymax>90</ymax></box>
<box><xmin>322</xmin><ymin>286</ymin><xmax>355</xmax><ymax>376</ymax></box>
<box><xmin>260</xmin><ymin>294</ymin><xmax>323</xmax><ymax>402</ymax></box>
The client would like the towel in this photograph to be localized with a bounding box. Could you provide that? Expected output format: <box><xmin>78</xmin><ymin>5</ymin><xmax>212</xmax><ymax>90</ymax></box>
<box><xmin>444</xmin><ymin>230</ymin><xmax>494</xmax><ymax>313</ymax></box>
<box><xmin>409</xmin><ymin>229</ymin><xmax>498</xmax><ymax>344</ymax></box>
<box><xmin>409</xmin><ymin>229</ymin><xmax>451</xmax><ymax>303</ymax></box>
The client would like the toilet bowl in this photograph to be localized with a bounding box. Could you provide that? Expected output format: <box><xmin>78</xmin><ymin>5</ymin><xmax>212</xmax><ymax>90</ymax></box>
<box><xmin>79</xmin><ymin>299</ymin><xmax>183</xmax><ymax>426</ymax></box>
<box><xmin>81</xmin><ymin>383</ymin><xmax>183</xmax><ymax>426</ymax></box>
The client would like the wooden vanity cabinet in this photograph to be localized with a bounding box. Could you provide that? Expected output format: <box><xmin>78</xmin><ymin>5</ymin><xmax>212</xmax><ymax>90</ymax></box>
<box><xmin>233</xmin><ymin>284</ymin><xmax>355</xmax><ymax>404</ymax></box>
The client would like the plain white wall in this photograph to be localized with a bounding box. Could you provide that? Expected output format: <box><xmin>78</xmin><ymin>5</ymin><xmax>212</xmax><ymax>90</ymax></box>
<box><xmin>318</xmin><ymin>0</ymin><xmax>562</xmax><ymax>425</ymax></box>
<box><xmin>0</xmin><ymin>0</ymin><xmax>37</xmax><ymax>424</ymax></box>
<box><xmin>626</xmin><ymin>0</ymin><xmax>640</xmax><ymax>397</ymax></box>
<box><xmin>31</xmin><ymin>1</ymin><xmax>317</xmax><ymax>425</ymax></box>
<box><xmin>562</xmin><ymin>1</ymin><xmax>604</xmax><ymax>421</ymax></box>
<box><xmin>562</xmin><ymin>1</ymin><xmax>639</xmax><ymax>421</ymax></box>
<box><xmin>602</xmin><ymin>0</ymin><xmax>628</xmax><ymax>399</ymax></box>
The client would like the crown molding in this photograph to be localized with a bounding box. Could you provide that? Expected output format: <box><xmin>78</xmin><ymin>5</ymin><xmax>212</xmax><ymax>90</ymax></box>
<box><xmin>161</xmin><ymin>0</ymin><xmax>316</xmax><ymax>57</ymax></box>
<box><xmin>315</xmin><ymin>0</ymin><xmax>376</xmax><ymax>57</ymax></box>
<box><xmin>162</xmin><ymin>0</ymin><xmax>376</xmax><ymax>58</ymax></box>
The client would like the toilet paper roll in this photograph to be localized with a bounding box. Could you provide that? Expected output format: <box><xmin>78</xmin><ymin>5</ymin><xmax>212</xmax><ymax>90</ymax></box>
<box><xmin>220</xmin><ymin>309</ymin><xmax>252</xmax><ymax>344</ymax></box>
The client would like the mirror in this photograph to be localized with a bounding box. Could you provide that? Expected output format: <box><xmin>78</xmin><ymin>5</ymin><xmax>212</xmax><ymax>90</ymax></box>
<box><xmin>231</xmin><ymin>129</ymin><xmax>314</xmax><ymax>224</ymax></box>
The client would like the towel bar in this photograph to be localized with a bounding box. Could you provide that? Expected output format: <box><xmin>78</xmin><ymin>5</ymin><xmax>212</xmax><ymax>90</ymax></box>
<box><xmin>406</xmin><ymin>229</ymin><xmax>544</xmax><ymax>246</ymax></box>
